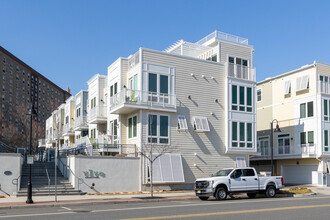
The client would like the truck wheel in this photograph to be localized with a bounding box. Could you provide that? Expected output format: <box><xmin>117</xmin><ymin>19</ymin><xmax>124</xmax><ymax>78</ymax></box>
<box><xmin>247</xmin><ymin>193</ymin><xmax>256</xmax><ymax>198</ymax></box>
<box><xmin>265</xmin><ymin>186</ymin><xmax>276</xmax><ymax>198</ymax></box>
<box><xmin>198</xmin><ymin>196</ymin><xmax>209</xmax><ymax>201</ymax></box>
<box><xmin>215</xmin><ymin>187</ymin><xmax>227</xmax><ymax>200</ymax></box>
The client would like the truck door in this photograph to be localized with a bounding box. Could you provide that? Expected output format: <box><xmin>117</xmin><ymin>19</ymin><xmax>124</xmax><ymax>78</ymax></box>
<box><xmin>229</xmin><ymin>169</ymin><xmax>245</xmax><ymax>191</ymax></box>
<box><xmin>242</xmin><ymin>168</ymin><xmax>259</xmax><ymax>191</ymax></box>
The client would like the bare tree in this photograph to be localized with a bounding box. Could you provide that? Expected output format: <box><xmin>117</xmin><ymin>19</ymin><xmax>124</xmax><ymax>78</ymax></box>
<box><xmin>139</xmin><ymin>114</ymin><xmax>176</xmax><ymax>197</ymax></box>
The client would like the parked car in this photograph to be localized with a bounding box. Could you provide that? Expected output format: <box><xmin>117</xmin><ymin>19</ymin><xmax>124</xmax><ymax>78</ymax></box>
<box><xmin>195</xmin><ymin>167</ymin><xmax>283</xmax><ymax>200</ymax></box>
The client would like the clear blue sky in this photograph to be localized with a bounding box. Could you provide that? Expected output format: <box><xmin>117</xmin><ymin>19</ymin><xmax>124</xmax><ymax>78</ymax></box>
<box><xmin>1</xmin><ymin>0</ymin><xmax>330</xmax><ymax>95</ymax></box>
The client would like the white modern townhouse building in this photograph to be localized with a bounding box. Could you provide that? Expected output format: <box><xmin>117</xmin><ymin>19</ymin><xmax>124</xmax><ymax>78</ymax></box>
<box><xmin>252</xmin><ymin>61</ymin><xmax>330</xmax><ymax>186</ymax></box>
<box><xmin>107</xmin><ymin>30</ymin><xmax>257</xmax><ymax>188</ymax></box>
<box><xmin>42</xmin><ymin>30</ymin><xmax>258</xmax><ymax>190</ymax></box>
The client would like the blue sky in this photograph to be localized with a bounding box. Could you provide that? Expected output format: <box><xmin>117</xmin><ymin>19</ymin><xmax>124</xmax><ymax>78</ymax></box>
<box><xmin>1</xmin><ymin>0</ymin><xmax>330</xmax><ymax>95</ymax></box>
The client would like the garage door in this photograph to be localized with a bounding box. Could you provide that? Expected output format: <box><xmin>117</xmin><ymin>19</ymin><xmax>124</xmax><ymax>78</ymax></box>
<box><xmin>281</xmin><ymin>165</ymin><xmax>318</xmax><ymax>185</ymax></box>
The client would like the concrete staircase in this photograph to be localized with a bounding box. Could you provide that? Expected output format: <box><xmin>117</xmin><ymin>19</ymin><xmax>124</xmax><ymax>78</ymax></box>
<box><xmin>16</xmin><ymin>161</ymin><xmax>85</xmax><ymax>196</ymax></box>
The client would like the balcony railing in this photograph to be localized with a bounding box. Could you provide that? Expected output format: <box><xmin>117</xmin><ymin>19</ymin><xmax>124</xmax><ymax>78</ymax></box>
<box><xmin>319</xmin><ymin>81</ymin><xmax>330</xmax><ymax>94</ymax></box>
<box><xmin>227</xmin><ymin>63</ymin><xmax>256</xmax><ymax>81</ymax></box>
<box><xmin>196</xmin><ymin>30</ymin><xmax>249</xmax><ymax>45</ymax></box>
<box><xmin>74</xmin><ymin>116</ymin><xmax>88</xmax><ymax>129</ymax></box>
<box><xmin>301</xmin><ymin>144</ymin><xmax>316</xmax><ymax>155</ymax></box>
<box><xmin>110</xmin><ymin>89</ymin><xmax>176</xmax><ymax>112</ymax></box>
<box><xmin>87</xmin><ymin>106</ymin><xmax>107</xmax><ymax>122</ymax></box>
<box><xmin>38</xmin><ymin>138</ymin><xmax>46</xmax><ymax>147</ymax></box>
<box><xmin>63</xmin><ymin>123</ymin><xmax>74</xmax><ymax>135</ymax></box>
<box><xmin>75</xmin><ymin>136</ymin><xmax>90</xmax><ymax>147</ymax></box>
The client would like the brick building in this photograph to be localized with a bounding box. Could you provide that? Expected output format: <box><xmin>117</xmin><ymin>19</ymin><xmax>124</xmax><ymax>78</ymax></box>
<box><xmin>0</xmin><ymin>46</ymin><xmax>70</xmax><ymax>151</ymax></box>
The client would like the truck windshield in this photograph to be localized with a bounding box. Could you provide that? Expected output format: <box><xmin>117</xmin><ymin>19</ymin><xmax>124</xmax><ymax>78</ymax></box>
<box><xmin>214</xmin><ymin>169</ymin><xmax>233</xmax><ymax>176</ymax></box>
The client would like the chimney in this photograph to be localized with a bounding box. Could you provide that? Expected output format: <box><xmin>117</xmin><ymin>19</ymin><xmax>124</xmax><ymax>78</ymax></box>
<box><xmin>67</xmin><ymin>87</ymin><xmax>70</xmax><ymax>94</ymax></box>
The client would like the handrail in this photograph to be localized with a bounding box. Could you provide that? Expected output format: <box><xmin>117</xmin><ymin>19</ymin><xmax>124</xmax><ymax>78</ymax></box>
<box><xmin>12</xmin><ymin>176</ymin><xmax>21</xmax><ymax>193</ymax></box>
<box><xmin>43</xmin><ymin>163</ymin><xmax>51</xmax><ymax>195</ymax></box>
<box><xmin>57</xmin><ymin>157</ymin><xmax>87</xmax><ymax>191</ymax></box>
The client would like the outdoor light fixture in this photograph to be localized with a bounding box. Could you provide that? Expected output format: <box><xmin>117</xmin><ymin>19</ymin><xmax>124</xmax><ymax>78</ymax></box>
<box><xmin>26</xmin><ymin>104</ymin><xmax>37</xmax><ymax>204</ymax></box>
<box><xmin>270</xmin><ymin>119</ymin><xmax>281</xmax><ymax>176</ymax></box>
<box><xmin>215</xmin><ymin>99</ymin><xmax>218</xmax><ymax>103</ymax></box>
<box><xmin>188</xmin><ymin>95</ymin><xmax>191</xmax><ymax>99</ymax></box>
<box><xmin>191</xmin><ymin>73</ymin><xmax>194</xmax><ymax>77</ymax></box>
<box><xmin>201</xmin><ymin>75</ymin><xmax>205</xmax><ymax>78</ymax></box>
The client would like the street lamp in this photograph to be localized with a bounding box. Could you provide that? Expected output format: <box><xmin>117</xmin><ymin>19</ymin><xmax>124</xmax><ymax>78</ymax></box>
<box><xmin>26</xmin><ymin>104</ymin><xmax>37</xmax><ymax>204</ymax></box>
<box><xmin>270</xmin><ymin>119</ymin><xmax>281</xmax><ymax>176</ymax></box>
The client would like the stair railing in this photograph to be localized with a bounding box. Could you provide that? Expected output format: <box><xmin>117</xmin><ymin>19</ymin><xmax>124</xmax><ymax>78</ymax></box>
<box><xmin>57</xmin><ymin>157</ymin><xmax>90</xmax><ymax>191</ymax></box>
<box><xmin>43</xmin><ymin>163</ymin><xmax>51</xmax><ymax>195</ymax></box>
<box><xmin>12</xmin><ymin>176</ymin><xmax>21</xmax><ymax>193</ymax></box>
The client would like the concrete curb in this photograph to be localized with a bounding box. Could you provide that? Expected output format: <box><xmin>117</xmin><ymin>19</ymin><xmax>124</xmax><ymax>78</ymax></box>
<box><xmin>0</xmin><ymin>196</ymin><xmax>199</xmax><ymax>210</ymax></box>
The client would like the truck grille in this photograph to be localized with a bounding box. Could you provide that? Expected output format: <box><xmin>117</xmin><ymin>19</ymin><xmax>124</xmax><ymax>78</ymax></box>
<box><xmin>195</xmin><ymin>181</ymin><xmax>209</xmax><ymax>189</ymax></box>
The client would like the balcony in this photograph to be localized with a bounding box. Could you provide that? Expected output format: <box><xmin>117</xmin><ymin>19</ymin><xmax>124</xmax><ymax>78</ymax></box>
<box><xmin>74</xmin><ymin>116</ymin><xmax>88</xmax><ymax>131</ymax></box>
<box><xmin>63</xmin><ymin>123</ymin><xmax>74</xmax><ymax>136</ymax></box>
<box><xmin>38</xmin><ymin>139</ymin><xmax>46</xmax><ymax>148</ymax></box>
<box><xmin>226</xmin><ymin>63</ymin><xmax>256</xmax><ymax>81</ymax></box>
<box><xmin>196</xmin><ymin>30</ymin><xmax>249</xmax><ymax>46</ymax></box>
<box><xmin>88</xmin><ymin>106</ymin><xmax>107</xmax><ymax>124</ymax></box>
<box><xmin>301</xmin><ymin>144</ymin><xmax>316</xmax><ymax>155</ymax></box>
<box><xmin>109</xmin><ymin>89</ymin><xmax>176</xmax><ymax>114</ymax></box>
<box><xmin>319</xmin><ymin>81</ymin><xmax>330</xmax><ymax>94</ymax></box>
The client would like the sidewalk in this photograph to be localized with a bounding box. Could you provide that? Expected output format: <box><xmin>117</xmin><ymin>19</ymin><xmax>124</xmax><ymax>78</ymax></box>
<box><xmin>1</xmin><ymin>185</ymin><xmax>330</xmax><ymax>210</ymax></box>
<box><xmin>0</xmin><ymin>191</ymin><xmax>197</xmax><ymax>209</ymax></box>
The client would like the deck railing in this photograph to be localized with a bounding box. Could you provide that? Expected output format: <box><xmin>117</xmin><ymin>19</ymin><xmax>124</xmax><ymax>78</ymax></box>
<box><xmin>196</xmin><ymin>30</ymin><xmax>249</xmax><ymax>45</ymax></box>
<box><xmin>227</xmin><ymin>63</ymin><xmax>256</xmax><ymax>81</ymax></box>
<box><xmin>110</xmin><ymin>89</ymin><xmax>176</xmax><ymax>111</ymax></box>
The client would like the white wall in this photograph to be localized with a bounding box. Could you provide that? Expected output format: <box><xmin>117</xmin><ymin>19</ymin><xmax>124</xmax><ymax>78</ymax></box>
<box><xmin>0</xmin><ymin>153</ymin><xmax>22</xmax><ymax>196</ymax></box>
<box><xmin>59</xmin><ymin>156</ymin><xmax>140</xmax><ymax>193</ymax></box>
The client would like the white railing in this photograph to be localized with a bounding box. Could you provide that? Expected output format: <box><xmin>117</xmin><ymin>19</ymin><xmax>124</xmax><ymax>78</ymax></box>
<box><xmin>227</xmin><ymin>63</ymin><xmax>256</xmax><ymax>81</ymax></box>
<box><xmin>74</xmin><ymin>116</ymin><xmax>88</xmax><ymax>128</ymax></box>
<box><xmin>257</xmin><ymin>147</ymin><xmax>271</xmax><ymax>157</ymax></box>
<box><xmin>275</xmin><ymin>145</ymin><xmax>295</xmax><ymax>156</ymax></box>
<box><xmin>301</xmin><ymin>144</ymin><xmax>316</xmax><ymax>155</ymax></box>
<box><xmin>128</xmin><ymin>51</ymin><xmax>140</xmax><ymax>70</ymax></box>
<box><xmin>319</xmin><ymin>81</ymin><xmax>330</xmax><ymax>94</ymax></box>
<box><xmin>63</xmin><ymin>123</ymin><xmax>74</xmax><ymax>134</ymax></box>
<box><xmin>61</xmin><ymin>143</ymin><xmax>74</xmax><ymax>150</ymax></box>
<box><xmin>87</xmin><ymin>106</ymin><xmax>107</xmax><ymax>122</ymax></box>
<box><xmin>196</xmin><ymin>30</ymin><xmax>249</xmax><ymax>45</ymax></box>
<box><xmin>110</xmin><ymin>89</ymin><xmax>176</xmax><ymax>111</ymax></box>
<box><xmin>75</xmin><ymin>136</ymin><xmax>90</xmax><ymax>147</ymax></box>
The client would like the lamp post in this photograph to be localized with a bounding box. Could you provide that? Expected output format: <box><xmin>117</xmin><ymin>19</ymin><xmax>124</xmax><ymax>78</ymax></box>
<box><xmin>26</xmin><ymin>104</ymin><xmax>37</xmax><ymax>204</ymax></box>
<box><xmin>270</xmin><ymin>119</ymin><xmax>281</xmax><ymax>176</ymax></box>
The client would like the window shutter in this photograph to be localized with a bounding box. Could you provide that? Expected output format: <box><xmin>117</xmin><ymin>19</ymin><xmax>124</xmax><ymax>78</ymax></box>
<box><xmin>296</xmin><ymin>77</ymin><xmax>302</xmax><ymax>91</ymax></box>
<box><xmin>284</xmin><ymin>80</ymin><xmax>291</xmax><ymax>95</ymax></box>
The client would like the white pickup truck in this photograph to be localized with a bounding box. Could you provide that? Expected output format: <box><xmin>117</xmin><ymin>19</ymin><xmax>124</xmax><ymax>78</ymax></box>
<box><xmin>195</xmin><ymin>167</ymin><xmax>283</xmax><ymax>200</ymax></box>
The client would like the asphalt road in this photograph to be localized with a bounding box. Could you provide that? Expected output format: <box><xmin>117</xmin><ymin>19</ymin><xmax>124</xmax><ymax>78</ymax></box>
<box><xmin>0</xmin><ymin>195</ymin><xmax>330</xmax><ymax>220</ymax></box>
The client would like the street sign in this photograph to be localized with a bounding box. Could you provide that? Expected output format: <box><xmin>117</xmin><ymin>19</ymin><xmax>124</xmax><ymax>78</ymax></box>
<box><xmin>27</xmin><ymin>156</ymin><xmax>34</xmax><ymax>164</ymax></box>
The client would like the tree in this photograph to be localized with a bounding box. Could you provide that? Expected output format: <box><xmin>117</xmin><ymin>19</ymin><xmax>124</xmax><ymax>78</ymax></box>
<box><xmin>139</xmin><ymin>114</ymin><xmax>176</xmax><ymax>197</ymax></box>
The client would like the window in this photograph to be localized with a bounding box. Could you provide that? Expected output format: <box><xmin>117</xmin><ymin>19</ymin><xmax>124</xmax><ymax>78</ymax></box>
<box><xmin>232</xmin><ymin>85</ymin><xmax>252</xmax><ymax>112</ymax></box>
<box><xmin>129</xmin><ymin>74</ymin><xmax>138</xmax><ymax>90</ymax></box>
<box><xmin>325</xmin><ymin>130</ymin><xmax>329</xmax><ymax>152</ymax></box>
<box><xmin>300</xmin><ymin>102</ymin><xmax>313</xmax><ymax>118</ymax></box>
<box><xmin>148</xmin><ymin>114</ymin><xmax>169</xmax><ymax>144</ymax></box>
<box><xmin>308</xmin><ymin>131</ymin><xmax>314</xmax><ymax>144</ymax></box>
<box><xmin>90</xmin><ymin>97</ymin><xmax>96</xmax><ymax>109</ymax></box>
<box><xmin>148</xmin><ymin>72</ymin><xmax>169</xmax><ymax>103</ymax></box>
<box><xmin>278</xmin><ymin>134</ymin><xmax>290</xmax><ymax>154</ymax></box>
<box><xmin>232</xmin><ymin>122</ymin><xmax>253</xmax><ymax>148</ymax></box>
<box><xmin>128</xmin><ymin>115</ymin><xmax>137</xmax><ymax>139</ymax></box>
<box><xmin>232</xmin><ymin>122</ymin><xmax>238</xmax><ymax>147</ymax></box>
<box><xmin>177</xmin><ymin>115</ymin><xmax>188</xmax><ymax>131</ymax></box>
<box><xmin>257</xmin><ymin>89</ymin><xmax>261</xmax><ymax>102</ymax></box>
<box><xmin>300</xmin><ymin>132</ymin><xmax>306</xmax><ymax>145</ymax></box>
<box><xmin>232</xmin><ymin>85</ymin><xmax>237</xmax><ymax>110</ymax></box>
<box><xmin>284</xmin><ymin>80</ymin><xmax>291</xmax><ymax>95</ymax></box>
<box><xmin>76</xmin><ymin>108</ymin><xmax>81</xmax><ymax>117</ymax></box>
<box><xmin>307</xmin><ymin>101</ymin><xmax>313</xmax><ymax>117</ymax></box>
<box><xmin>300</xmin><ymin>103</ymin><xmax>306</xmax><ymax>118</ymax></box>
<box><xmin>193</xmin><ymin>116</ymin><xmax>210</xmax><ymax>132</ymax></box>
<box><xmin>324</xmin><ymin>100</ymin><xmax>328</xmax><ymax>121</ymax></box>
<box><xmin>243</xmin><ymin>168</ymin><xmax>255</xmax><ymax>176</ymax></box>
<box><xmin>296</xmin><ymin>75</ymin><xmax>309</xmax><ymax>91</ymax></box>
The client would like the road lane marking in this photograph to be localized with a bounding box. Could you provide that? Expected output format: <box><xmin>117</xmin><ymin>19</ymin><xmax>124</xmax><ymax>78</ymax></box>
<box><xmin>61</xmin><ymin>207</ymin><xmax>72</xmax><ymax>211</ymax></box>
<box><xmin>121</xmin><ymin>204</ymin><xmax>330</xmax><ymax>220</ymax></box>
<box><xmin>1</xmin><ymin>196</ymin><xmax>330</xmax><ymax>218</ymax></box>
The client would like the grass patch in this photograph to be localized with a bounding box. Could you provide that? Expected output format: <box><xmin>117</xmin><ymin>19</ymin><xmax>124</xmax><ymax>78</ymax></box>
<box><xmin>284</xmin><ymin>187</ymin><xmax>313</xmax><ymax>194</ymax></box>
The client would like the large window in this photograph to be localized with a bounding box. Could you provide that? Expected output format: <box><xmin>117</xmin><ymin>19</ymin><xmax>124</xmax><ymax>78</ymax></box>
<box><xmin>148</xmin><ymin>114</ymin><xmax>169</xmax><ymax>144</ymax></box>
<box><xmin>231</xmin><ymin>85</ymin><xmax>253</xmax><ymax>113</ymax></box>
<box><xmin>128</xmin><ymin>115</ymin><xmax>137</xmax><ymax>139</ymax></box>
<box><xmin>148</xmin><ymin>73</ymin><xmax>169</xmax><ymax>104</ymax></box>
<box><xmin>231</xmin><ymin>121</ymin><xmax>253</xmax><ymax>148</ymax></box>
